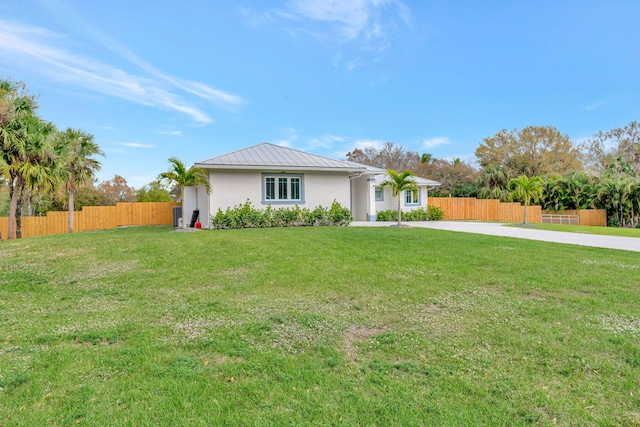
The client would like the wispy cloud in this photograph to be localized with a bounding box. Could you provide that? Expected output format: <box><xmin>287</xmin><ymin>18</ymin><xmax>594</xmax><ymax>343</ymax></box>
<box><xmin>0</xmin><ymin>19</ymin><xmax>243</xmax><ymax>124</ymax></box>
<box><xmin>249</xmin><ymin>0</ymin><xmax>412</xmax><ymax>69</ymax></box>
<box><xmin>158</xmin><ymin>130</ymin><xmax>183</xmax><ymax>136</ymax></box>
<box><xmin>422</xmin><ymin>137</ymin><xmax>451</xmax><ymax>149</ymax></box>
<box><xmin>305</xmin><ymin>134</ymin><xmax>345</xmax><ymax>150</ymax></box>
<box><xmin>278</xmin><ymin>0</ymin><xmax>411</xmax><ymax>46</ymax></box>
<box><xmin>117</xmin><ymin>142</ymin><xmax>154</xmax><ymax>148</ymax></box>
<box><xmin>583</xmin><ymin>99</ymin><xmax>610</xmax><ymax>111</ymax></box>
<box><xmin>274</xmin><ymin>127</ymin><xmax>300</xmax><ymax>147</ymax></box>
<box><xmin>353</xmin><ymin>139</ymin><xmax>385</xmax><ymax>150</ymax></box>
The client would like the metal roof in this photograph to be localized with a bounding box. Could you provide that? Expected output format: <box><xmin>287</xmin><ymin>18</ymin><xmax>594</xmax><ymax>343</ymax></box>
<box><xmin>374</xmin><ymin>174</ymin><xmax>441</xmax><ymax>187</ymax></box>
<box><xmin>195</xmin><ymin>143</ymin><xmax>378</xmax><ymax>173</ymax></box>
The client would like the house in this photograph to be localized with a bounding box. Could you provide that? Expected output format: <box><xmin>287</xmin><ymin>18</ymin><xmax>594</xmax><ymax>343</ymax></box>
<box><xmin>182</xmin><ymin>143</ymin><xmax>440</xmax><ymax>228</ymax></box>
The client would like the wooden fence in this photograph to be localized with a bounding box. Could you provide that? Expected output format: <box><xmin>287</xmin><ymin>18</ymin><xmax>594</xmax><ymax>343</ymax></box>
<box><xmin>0</xmin><ymin>202</ymin><xmax>180</xmax><ymax>240</ymax></box>
<box><xmin>428</xmin><ymin>198</ymin><xmax>606</xmax><ymax>226</ymax></box>
<box><xmin>429</xmin><ymin>197</ymin><xmax>542</xmax><ymax>223</ymax></box>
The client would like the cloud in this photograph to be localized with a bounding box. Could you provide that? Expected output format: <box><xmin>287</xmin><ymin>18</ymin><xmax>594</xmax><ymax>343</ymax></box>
<box><xmin>353</xmin><ymin>139</ymin><xmax>385</xmax><ymax>150</ymax></box>
<box><xmin>422</xmin><ymin>137</ymin><xmax>451</xmax><ymax>149</ymax></box>
<box><xmin>117</xmin><ymin>142</ymin><xmax>154</xmax><ymax>148</ymax></box>
<box><xmin>583</xmin><ymin>99</ymin><xmax>610</xmax><ymax>111</ymax></box>
<box><xmin>0</xmin><ymin>19</ymin><xmax>243</xmax><ymax>124</ymax></box>
<box><xmin>256</xmin><ymin>0</ymin><xmax>412</xmax><ymax>68</ymax></box>
<box><xmin>158</xmin><ymin>130</ymin><xmax>183</xmax><ymax>136</ymax></box>
<box><xmin>279</xmin><ymin>0</ymin><xmax>411</xmax><ymax>45</ymax></box>
<box><xmin>305</xmin><ymin>134</ymin><xmax>345</xmax><ymax>150</ymax></box>
<box><xmin>274</xmin><ymin>127</ymin><xmax>300</xmax><ymax>147</ymax></box>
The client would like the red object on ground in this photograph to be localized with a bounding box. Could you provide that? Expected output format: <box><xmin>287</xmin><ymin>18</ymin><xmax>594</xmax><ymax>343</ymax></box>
<box><xmin>195</xmin><ymin>221</ymin><xmax>202</xmax><ymax>229</ymax></box>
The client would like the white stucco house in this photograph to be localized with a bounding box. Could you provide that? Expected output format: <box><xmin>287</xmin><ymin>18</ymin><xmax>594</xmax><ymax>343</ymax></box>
<box><xmin>181</xmin><ymin>143</ymin><xmax>440</xmax><ymax>228</ymax></box>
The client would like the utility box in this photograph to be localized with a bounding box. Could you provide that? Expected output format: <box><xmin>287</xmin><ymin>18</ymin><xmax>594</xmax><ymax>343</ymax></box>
<box><xmin>172</xmin><ymin>206</ymin><xmax>182</xmax><ymax>227</ymax></box>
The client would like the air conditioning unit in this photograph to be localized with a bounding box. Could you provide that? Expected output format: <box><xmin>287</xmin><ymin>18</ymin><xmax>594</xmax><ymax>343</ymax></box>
<box><xmin>172</xmin><ymin>206</ymin><xmax>182</xmax><ymax>227</ymax></box>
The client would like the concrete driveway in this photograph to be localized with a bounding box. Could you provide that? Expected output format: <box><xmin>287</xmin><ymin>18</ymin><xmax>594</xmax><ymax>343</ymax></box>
<box><xmin>352</xmin><ymin>221</ymin><xmax>640</xmax><ymax>253</ymax></box>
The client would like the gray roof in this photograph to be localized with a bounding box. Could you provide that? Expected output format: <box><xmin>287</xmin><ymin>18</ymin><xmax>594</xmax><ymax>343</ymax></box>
<box><xmin>374</xmin><ymin>174</ymin><xmax>441</xmax><ymax>187</ymax></box>
<box><xmin>195</xmin><ymin>143</ymin><xmax>384</xmax><ymax>173</ymax></box>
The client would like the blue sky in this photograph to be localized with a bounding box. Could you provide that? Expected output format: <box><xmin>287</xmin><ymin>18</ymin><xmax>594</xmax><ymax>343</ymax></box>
<box><xmin>1</xmin><ymin>0</ymin><xmax>639</xmax><ymax>188</ymax></box>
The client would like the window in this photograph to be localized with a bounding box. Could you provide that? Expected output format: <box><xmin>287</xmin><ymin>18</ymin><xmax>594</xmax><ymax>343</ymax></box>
<box><xmin>263</xmin><ymin>174</ymin><xmax>303</xmax><ymax>203</ymax></box>
<box><xmin>375</xmin><ymin>187</ymin><xmax>384</xmax><ymax>201</ymax></box>
<box><xmin>405</xmin><ymin>189</ymin><xmax>419</xmax><ymax>205</ymax></box>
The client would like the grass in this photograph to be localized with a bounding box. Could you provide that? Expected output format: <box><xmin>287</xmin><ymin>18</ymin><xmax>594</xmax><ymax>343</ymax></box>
<box><xmin>512</xmin><ymin>223</ymin><xmax>640</xmax><ymax>238</ymax></box>
<box><xmin>1</xmin><ymin>225</ymin><xmax>640</xmax><ymax>426</ymax></box>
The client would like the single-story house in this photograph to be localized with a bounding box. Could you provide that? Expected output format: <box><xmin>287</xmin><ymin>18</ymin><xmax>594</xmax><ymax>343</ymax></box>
<box><xmin>182</xmin><ymin>143</ymin><xmax>441</xmax><ymax>228</ymax></box>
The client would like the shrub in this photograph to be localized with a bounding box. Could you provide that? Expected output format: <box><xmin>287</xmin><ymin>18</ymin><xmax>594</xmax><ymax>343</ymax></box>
<box><xmin>210</xmin><ymin>200</ymin><xmax>352</xmax><ymax>229</ymax></box>
<box><xmin>427</xmin><ymin>205</ymin><xmax>445</xmax><ymax>221</ymax></box>
<box><xmin>375</xmin><ymin>206</ymin><xmax>445</xmax><ymax>222</ymax></box>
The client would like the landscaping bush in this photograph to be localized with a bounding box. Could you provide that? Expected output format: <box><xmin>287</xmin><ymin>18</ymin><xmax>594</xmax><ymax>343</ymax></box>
<box><xmin>210</xmin><ymin>200</ymin><xmax>352</xmax><ymax>229</ymax></box>
<box><xmin>376</xmin><ymin>206</ymin><xmax>445</xmax><ymax>222</ymax></box>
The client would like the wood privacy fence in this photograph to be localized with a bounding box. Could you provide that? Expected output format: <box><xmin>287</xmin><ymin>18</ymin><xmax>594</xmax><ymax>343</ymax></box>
<box><xmin>0</xmin><ymin>202</ymin><xmax>180</xmax><ymax>239</ymax></box>
<box><xmin>428</xmin><ymin>198</ymin><xmax>607</xmax><ymax>226</ymax></box>
<box><xmin>429</xmin><ymin>197</ymin><xmax>542</xmax><ymax>223</ymax></box>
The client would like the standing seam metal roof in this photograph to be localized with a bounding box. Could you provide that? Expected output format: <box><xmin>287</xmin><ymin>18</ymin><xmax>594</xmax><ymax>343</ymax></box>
<box><xmin>373</xmin><ymin>174</ymin><xmax>441</xmax><ymax>187</ymax></box>
<box><xmin>196</xmin><ymin>142</ymin><xmax>371</xmax><ymax>170</ymax></box>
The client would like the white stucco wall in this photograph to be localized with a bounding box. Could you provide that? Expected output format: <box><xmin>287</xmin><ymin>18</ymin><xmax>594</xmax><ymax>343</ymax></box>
<box><xmin>182</xmin><ymin>186</ymin><xmax>210</xmax><ymax>227</ymax></box>
<box><xmin>185</xmin><ymin>169</ymin><xmax>353</xmax><ymax>227</ymax></box>
<box><xmin>375</xmin><ymin>186</ymin><xmax>429</xmax><ymax>213</ymax></box>
<box><xmin>350</xmin><ymin>175</ymin><xmax>379</xmax><ymax>221</ymax></box>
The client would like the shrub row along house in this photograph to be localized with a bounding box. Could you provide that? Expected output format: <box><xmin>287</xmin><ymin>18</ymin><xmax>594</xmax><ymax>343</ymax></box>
<box><xmin>182</xmin><ymin>143</ymin><xmax>441</xmax><ymax>227</ymax></box>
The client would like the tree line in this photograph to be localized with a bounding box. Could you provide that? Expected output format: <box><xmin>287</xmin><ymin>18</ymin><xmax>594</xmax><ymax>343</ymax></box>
<box><xmin>0</xmin><ymin>78</ymin><xmax>175</xmax><ymax>239</ymax></box>
<box><xmin>347</xmin><ymin>123</ymin><xmax>640</xmax><ymax>227</ymax></box>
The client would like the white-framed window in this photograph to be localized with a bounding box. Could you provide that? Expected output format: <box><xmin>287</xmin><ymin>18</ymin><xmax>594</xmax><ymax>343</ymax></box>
<box><xmin>263</xmin><ymin>174</ymin><xmax>303</xmax><ymax>203</ymax></box>
<box><xmin>405</xmin><ymin>189</ymin><xmax>419</xmax><ymax>205</ymax></box>
<box><xmin>375</xmin><ymin>186</ymin><xmax>384</xmax><ymax>201</ymax></box>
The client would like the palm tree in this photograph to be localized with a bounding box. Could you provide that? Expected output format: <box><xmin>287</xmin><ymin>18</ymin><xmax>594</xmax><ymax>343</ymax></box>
<box><xmin>0</xmin><ymin>79</ymin><xmax>39</xmax><ymax>239</ymax></box>
<box><xmin>381</xmin><ymin>169</ymin><xmax>416</xmax><ymax>227</ymax></box>
<box><xmin>1</xmin><ymin>114</ymin><xmax>56</xmax><ymax>239</ymax></box>
<box><xmin>159</xmin><ymin>157</ymin><xmax>210</xmax><ymax>228</ymax></box>
<box><xmin>55</xmin><ymin>128</ymin><xmax>104</xmax><ymax>233</ymax></box>
<box><xmin>476</xmin><ymin>165</ymin><xmax>511</xmax><ymax>201</ymax></box>
<box><xmin>508</xmin><ymin>175</ymin><xmax>544</xmax><ymax>225</ymax></box>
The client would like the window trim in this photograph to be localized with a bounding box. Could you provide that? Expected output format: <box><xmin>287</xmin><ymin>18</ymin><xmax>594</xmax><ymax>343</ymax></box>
<box><xmin>375</xmin><ymin>186</ymin><xmax>384</xmax><ymax>201</ymax></box>
<box><xmin>261</xmin><ymin>173</ymin><xmax>305</xmax><ymax>204</ymax></box>
<box><xmin>405</xmin><ymin>188</ymin><xmax>420</xmax><ymax>206</ymax></box>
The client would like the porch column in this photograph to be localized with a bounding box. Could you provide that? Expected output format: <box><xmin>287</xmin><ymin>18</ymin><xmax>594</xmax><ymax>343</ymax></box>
<box><xmin>367</xmin><ymin>178</ymin><xmax>377</xmax><ymax>221</ymax></box>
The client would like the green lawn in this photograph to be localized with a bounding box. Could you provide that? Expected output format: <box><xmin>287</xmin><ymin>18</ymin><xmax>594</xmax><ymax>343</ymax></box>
<box><xmin>1</xmin><ymin>226</ymin><xmax>639</xmax><ymax>426</ymax></box>
<box><xmin>511</xmin><ymin>222</ymin><xmax>640</xmax><ymax>238</ymax></box>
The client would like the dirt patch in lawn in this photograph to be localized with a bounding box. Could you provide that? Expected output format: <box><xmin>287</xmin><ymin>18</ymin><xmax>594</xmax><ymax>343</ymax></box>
<box><xmin>344</xmin><ymin>325</ymin><xmax>384</xmax><ymax>361</ymax></box>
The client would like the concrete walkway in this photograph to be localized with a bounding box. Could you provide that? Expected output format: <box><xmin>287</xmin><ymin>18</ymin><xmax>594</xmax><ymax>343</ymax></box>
<box><xmin>352</xmin><ymin>221</ymin><xmax>640</xmax><ymax>253</ymax></box>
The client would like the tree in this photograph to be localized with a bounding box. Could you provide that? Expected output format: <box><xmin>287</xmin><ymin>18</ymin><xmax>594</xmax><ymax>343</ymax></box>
<box><xmin>583</xmin><ymin>121</ymin><xmax>640</xmax><ymax>173</ymax></box>
<box><xmin>55</xmin><ymin>128</ymin><xmax>103</xmax><ymax>233</ymax></box>
<box><xmin>416</xmin><ymin>157</ymin><xmax>478</xmax><ymax>196</ymax></box>
<box><xmin>381</xmin><ymin>169</ymin><xmax>416</xmax><ymax>227</ymax></box>
<box><xmin>136</xmin><ymin>180</ymin><xmax>173</xmax><ymax>202</ymax></box>
<box><xmin>476</xmin><ymin>165</ymin><xmax>511</xmax><ymax>201</ymax></box>
<box><xmin>475</xmin><ymin>126</ymin><xmax>582</xmax><ymax>177</ymax></box>
<box><xmin>346</xmin><ymin>143</ymin><xmax>421</xmax><ymax>171</ymax></box>
<box><xmin>158</xmin><ymin>157</ymin><xmax>210</xmax><ymax>228</ymax></box>
<box><xmin>508</xmin><ymin>175</ymin><xmax>544</xmax><ymax>225</ymax></box>
<box><xmin>0</xmin><ymin>78</ymin><xmax>40</xmax><ymax>239</ymax></box>
<box><xmin>98</xmin><ymin>175</ymin><xmax>136</xmax><ymax>205</ymax></box>
<box><xmin>3</xmin><ymin>114</ymin><xmax>56</xmax><ymax>239</ymax></box>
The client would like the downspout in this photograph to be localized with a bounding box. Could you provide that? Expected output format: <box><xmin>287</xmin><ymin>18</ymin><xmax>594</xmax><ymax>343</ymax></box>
<box><xmin>206</xmin><ymin>171</ymin><xmax>212</xmax><ymax>229</ymax></box>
